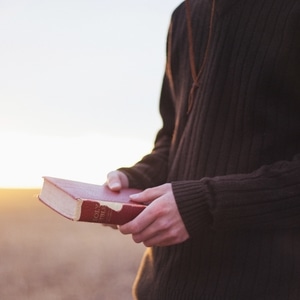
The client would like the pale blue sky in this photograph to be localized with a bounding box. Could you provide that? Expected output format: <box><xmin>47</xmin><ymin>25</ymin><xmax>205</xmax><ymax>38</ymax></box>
<box><xmin>0</xmin><ymin>0</ymin><xmax>182</xmax><ymax>138</ymax></box>
<box><xmin>0</xmin><ymin>0</ymin><xmax>182</xmax><ymax>187</ymax></box>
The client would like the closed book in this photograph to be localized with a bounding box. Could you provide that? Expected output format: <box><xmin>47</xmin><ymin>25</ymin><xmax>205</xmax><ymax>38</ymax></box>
<box><xmin>39</xmin><ymin>176</ymin><xmax>145</xmax><ymax>225</ymax></box>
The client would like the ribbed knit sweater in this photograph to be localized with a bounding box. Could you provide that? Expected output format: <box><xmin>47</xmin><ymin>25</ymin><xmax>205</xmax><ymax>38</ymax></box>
<box><xmin>119</xmin><ymin>0</ymin><xmax>300</xmax><ymax>299</ymax></box>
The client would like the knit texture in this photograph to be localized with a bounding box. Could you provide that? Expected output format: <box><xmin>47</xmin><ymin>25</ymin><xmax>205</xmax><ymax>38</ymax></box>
<box><xmin>119</xmin><ymin>0</ymin><xmax>300</xmax><ymax>299</ymax></box>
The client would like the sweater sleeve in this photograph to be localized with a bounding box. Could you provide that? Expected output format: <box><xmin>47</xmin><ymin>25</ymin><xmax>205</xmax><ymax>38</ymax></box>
<box><xmin>172</xmin><ymin>154</ymin><xmax>300</xmax><ymax>235</ymax></box>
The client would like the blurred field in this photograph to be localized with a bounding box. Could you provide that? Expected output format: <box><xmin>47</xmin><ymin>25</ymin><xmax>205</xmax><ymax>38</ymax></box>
<box><xmin>0</xmin><ymin>189</ymin><xmax>145</xmax><ymax>300</ymax></box>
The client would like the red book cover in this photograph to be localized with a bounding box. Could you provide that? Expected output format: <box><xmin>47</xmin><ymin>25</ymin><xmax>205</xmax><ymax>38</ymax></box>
<box><xmin>38</xmin><ymin>176</ymin><xmax>145</xmax><ymax>225</ymax></box>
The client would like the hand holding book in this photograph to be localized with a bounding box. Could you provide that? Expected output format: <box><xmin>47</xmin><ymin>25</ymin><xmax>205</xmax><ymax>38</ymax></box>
<box><xmin>118</xmin><ymin>183</ymin><xmax>190</xmax><ymax>247</ymax></box>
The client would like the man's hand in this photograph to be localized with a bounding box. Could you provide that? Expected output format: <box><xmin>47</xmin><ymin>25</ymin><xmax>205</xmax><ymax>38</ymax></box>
<box><xmin>106</xmin><ymin>170</ymin><xmax>129</xmax><ymax>191</ymax></box>
<box><xmin>119</xmin><ymin>183</ymin><xmax>189</xmax><ymax>247</ymax></box>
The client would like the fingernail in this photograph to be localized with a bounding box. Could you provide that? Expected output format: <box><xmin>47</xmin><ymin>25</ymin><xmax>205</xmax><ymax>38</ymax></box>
<box><xmin>110</xmin><ymin>182</ymin><xmax>120</xmax><ymax>190</ymax></box>
<box><xmin>130</xmin><ymin>193</ymin><xmax>140</xmax><ymax>200</ymax></box>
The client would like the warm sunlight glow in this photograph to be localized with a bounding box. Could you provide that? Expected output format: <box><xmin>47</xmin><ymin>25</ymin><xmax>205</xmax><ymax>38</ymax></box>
<box><xmin>0</xmin><ymin>0</ymin><xmax>183</xmax><ymax>189</ymax></box>
<box><xmin>0</xmin><ymin>133</ymin><xmax>153</xmax><ymax>188</ymax></box>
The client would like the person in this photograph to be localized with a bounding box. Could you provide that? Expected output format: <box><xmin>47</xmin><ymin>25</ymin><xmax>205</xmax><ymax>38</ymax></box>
<box><xmin>106</xmin><ymin>0</ymin><xmax>300</xmax><ymax>299</ymax></box>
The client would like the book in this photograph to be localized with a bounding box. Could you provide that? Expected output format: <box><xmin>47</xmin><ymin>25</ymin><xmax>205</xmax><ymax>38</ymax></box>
<box><xmin>38</xmin><ymin>176</ymin><xmax>145</xmax><ymax>225</ymax></box>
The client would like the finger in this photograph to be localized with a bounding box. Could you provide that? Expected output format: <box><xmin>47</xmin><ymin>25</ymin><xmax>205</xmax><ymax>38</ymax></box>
<box><xmin>109</xmin><ymin>181</ymin><xmax>121</xmax><ymax>191</ymax></box>
<box><xmin>131</xmin><ymin>218</ymin><xmax>164</xmax><ymax>243</ymax></box>
<box><xmin>106</xmin><ymin>172</ymin><xmax>121</xmax><ymax>191</ymax></box>
<box><xmin>142</xmin><ymin>230</ymin><xmax>172</xmax><ymax>247</ymax></box>
<box><xmin>131</xmin><ymin>212</ymin><xmax>180</xmax><ymax>245</ymax></box>
<box><xmin>130</xmin><ymin>184</ymin><xmax>170</xmax><ymax>204</ymax></box>
<box><xmin>119</xmin><ymin>201</ymin><xmax>158</xmax><ymax>235</ymax></box>
<box><xmin>140</xmin><ymin>225</ymin><xmax>189</xmax><ymax>247</ymax></box>
<box><xmin>107</xmin><ymin>171</ymin><xmax>128</xmax><ymax>191</ymax></box>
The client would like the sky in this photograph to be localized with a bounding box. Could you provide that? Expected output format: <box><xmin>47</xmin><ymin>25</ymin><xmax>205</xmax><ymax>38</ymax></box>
<box><xmin>0</xmin><ymin>0</ymin><xmax>182</xmax><ymax>188</ymax></box>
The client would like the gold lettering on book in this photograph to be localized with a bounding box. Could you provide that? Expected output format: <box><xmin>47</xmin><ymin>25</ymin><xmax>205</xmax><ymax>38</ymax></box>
<box><xmin>92</xmin><ymin>203</ymin><xmax>101</xmax><ymax>222</ymax></box>
<box><xmin>99</xmin><ymin>206</ymin><xmax>107</xmax><ymax>221</ymax></box>
<box><xmin>92</xmin><ymin>203</ymin><xmax>111</xmax><ymax>222</ymax></box>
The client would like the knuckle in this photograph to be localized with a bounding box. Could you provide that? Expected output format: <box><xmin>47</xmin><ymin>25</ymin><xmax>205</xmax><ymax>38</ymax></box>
<box><xmin>170</xmin><ymin>228</ymin><xmax>180</xmax><ymax>240</ymax></box>
<box><xmin>118</xmin><ymin>226</ymin><xmax>127</xmax><ymax>234</ymax></box>
<box><xmin>143</xmin><ymin>240</ymin><xmax>152</xmax><ymax>247</ymax></box>
<box><xmin>157</xmin><ymin>219</ymin><xmax>170</xmax><ymax>231</ymax></box>
<box><xmin>150</xmin><ymin>201</ymin><xmax>169</xmax><ymax>216</ymax></box>
<box><xmin>129</xmin><ymin>221</ymin><xmax>142</xmax><ymax>235</ymax></box>
<box><xmin>132</xmin><ymin>234</ymin><xmax>142</xmax><ymax>244</ymax></box>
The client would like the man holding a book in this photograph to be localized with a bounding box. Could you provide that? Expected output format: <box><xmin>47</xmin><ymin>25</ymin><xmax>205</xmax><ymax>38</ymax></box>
<box><xmin>107</xmin><ymin>0</ymin><xmax>300</xmax><ymax>299</ymax></box>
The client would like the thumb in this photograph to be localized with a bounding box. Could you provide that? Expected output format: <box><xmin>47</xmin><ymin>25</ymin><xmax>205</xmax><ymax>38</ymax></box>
<box><xmin>129</xmin><ymin>184</ymin><xmax>171</xmax><ymax>204</ymax></box>
<box><xmin>129</xmin><ymin>188</ymin><xmax>156</xmax><ymax>204</ymax></box>
<box><xmin>106</xmin><ymin>171</ymin><xmax>128</xmax><ymax>191</ymax></box>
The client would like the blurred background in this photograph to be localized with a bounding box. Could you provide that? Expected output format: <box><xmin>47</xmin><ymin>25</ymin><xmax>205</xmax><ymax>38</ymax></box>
<box><xmin>0</xmin><ymin>189</ymin><xmax>145</xmax><ymax>300</ymax></box>
<box><xmin>0</xmin><ymin>0</ymin><xmax>182</xmax><ymax>188</ymax></box>
<box><xmin>0</xmin><ymin>0</ymin><xmax>182</xmax><ymax>299</ymax></box>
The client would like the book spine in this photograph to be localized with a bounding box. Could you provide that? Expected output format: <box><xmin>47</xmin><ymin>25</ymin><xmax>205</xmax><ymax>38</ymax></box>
<box><xmin>79</xmin><ymin>201</ymin><xmax>145</xmax><ymax>225</ymax></box>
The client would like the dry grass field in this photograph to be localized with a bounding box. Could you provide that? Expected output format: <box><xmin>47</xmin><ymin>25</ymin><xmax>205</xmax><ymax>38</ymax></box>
<box><xmin>0</xmin><ymin>189</ymin><xmax>145</xmax><ymax>300</ymax></box>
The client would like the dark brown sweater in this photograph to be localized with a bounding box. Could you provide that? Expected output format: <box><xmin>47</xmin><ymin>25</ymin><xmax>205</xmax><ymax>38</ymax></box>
<box><xmin>120</xmin><ymin>0</ymin><xmax>300</xmax><ymax>299</ymax></box>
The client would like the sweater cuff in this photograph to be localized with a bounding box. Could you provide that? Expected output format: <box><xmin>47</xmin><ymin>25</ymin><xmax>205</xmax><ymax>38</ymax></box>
<box><xmin>172</xmin><ymin>180</ymin><xmax>213</xmax><ymax>237</ymax></box>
